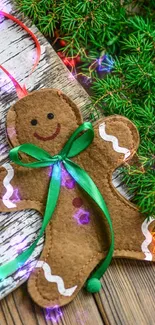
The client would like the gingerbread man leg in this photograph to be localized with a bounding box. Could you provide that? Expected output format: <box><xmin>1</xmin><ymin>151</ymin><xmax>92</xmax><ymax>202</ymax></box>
<box><xmin>28</xmin><ymin>166</ymin><xmax>109</xmax><ymax>307</ymax></box>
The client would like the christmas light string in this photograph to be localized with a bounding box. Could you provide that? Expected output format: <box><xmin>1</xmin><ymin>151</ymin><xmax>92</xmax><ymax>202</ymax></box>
<box><xmin>57</xmin><ymin>45</ymin><xmax>115</xmax><ymax>84</ymax></box>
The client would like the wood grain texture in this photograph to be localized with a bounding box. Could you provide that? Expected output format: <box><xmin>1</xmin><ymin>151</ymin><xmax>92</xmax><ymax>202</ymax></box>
<box><xmin>98</xmin><ymin>259</ymin><xmax>155</xmax><ymax>325</ymax></box>
<box><xmin>0</xmin><ymin>1</ymin><xmax>155</xmax><ymax>324</ymax></box>
<box><xmin>0</xmin><ymin>283</ymin><xmax>103</xmax><ymax>325</ymax></box>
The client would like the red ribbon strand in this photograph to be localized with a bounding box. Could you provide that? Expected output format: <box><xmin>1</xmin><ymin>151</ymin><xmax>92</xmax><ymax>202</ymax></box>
<box><xmin>0</xmin><ymin>11</ymin><xmax>41</xmax><ymax>99</ymax></box>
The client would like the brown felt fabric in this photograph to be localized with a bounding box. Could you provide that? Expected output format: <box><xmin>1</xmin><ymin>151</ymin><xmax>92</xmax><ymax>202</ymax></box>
<box><xmin>0</xmin><ymin>89</ymin><xmax>154</xmax><ymax>308</ymax></box>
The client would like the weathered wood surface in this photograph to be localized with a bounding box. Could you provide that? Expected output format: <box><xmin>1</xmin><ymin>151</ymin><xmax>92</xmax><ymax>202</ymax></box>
<box><xmin>0</xmin><ymin>282</ymin><xmax>103</xmax><ymax>325</ymax></box>
<box><xmin>0</xmin><ymin>1</ymin><xmax>155</xmax><ymax>324</ymax></box>
<box><xmin>97</xmin><ymin>259</ymin><xmax>155</xmax><ymax>325</ymax></box>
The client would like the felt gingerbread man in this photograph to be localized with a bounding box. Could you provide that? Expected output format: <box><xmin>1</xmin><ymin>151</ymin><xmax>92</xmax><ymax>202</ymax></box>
<box><xmin>0</xmin><ymin>89</ymin><xmax>154</xmax><ymax>308</ymax></box>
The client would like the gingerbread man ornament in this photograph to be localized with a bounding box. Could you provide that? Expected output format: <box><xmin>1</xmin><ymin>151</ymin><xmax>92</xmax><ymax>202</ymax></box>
<box><xmin>0</xmin><ymin>89</ymin><xmax>154</xmax><ymax>308</ymax></box>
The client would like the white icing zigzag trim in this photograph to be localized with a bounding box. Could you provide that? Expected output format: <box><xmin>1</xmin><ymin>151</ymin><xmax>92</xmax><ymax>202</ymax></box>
<box><xmin>36</xmin><ymin>261</ymin><xmax>77</xmax><ymax>297</ymax></box>
<box><xmin>99</xmin><ymin>122</ymin><xmax>131</xmax><ymax>160</ymax></box>
<box><xmin>2</xmin><ymin>163</ymin><xmax>16</xmax><ymax>209</ymax></box>
<box><xmin>141</xmin><ymin>217</ymin><xmax>154</xmax><ymax>261</ymax></box>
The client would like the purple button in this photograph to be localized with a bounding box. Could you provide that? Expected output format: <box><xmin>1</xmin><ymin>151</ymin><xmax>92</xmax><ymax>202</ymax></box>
<box><xmin>72</xmin><ymin>197</ymin><xmax>83</xmax><ymax>208</ymax></box>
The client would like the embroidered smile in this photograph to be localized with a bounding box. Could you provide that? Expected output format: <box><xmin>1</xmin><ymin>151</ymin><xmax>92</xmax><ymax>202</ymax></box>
<box><xmin>34</xmin><ymin>123</ymin><xmax>61</xmax><ymax>141</ymax></box>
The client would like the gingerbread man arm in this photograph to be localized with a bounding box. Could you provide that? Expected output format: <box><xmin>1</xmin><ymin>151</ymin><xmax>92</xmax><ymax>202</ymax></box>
<box><xmin>76</xmin><ymin>115</ymin><xmax>155</xmax><ymax>260</ymax></box>
<box><xmin>78</xmin><ymin>115</ymin><xmax>139</xmax><ymax>196</ymax></box>
<box><xmin>0</xmin><ymin>162</ymin><xmax>46</xmax><ymax>214</ymax></box>
<box><xmin>92</xmin><ymin>115</ymin><xmax>139</xmax><ymax>172</ymax></box>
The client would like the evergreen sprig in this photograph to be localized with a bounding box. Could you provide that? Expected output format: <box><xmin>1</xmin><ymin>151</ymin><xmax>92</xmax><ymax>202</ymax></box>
<box><xmin>15</xmin><ymin>0</ymin><xmax>155</xmax><ymax>217</ymax></box>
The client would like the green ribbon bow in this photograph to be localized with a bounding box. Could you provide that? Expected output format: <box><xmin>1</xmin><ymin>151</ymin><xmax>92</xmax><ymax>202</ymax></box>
<box><xmin>0</xmin><ymin>122</ymin><xmax>114</xmax><ymax>292</ymax></box>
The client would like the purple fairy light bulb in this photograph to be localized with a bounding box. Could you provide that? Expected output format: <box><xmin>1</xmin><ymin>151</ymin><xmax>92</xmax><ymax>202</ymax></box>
<box><xmin>97</xmin><ymin>54</ymin><xmax>114</xmax><ymax>73</ymax></box>
<box><xmin>45</xmin><ymin>305</ymin><xmax>63</xmax><ymax>323</ymax></box>
<box><xmin>73</xmin><ymin>208</ymin><xmax>90</xmax><ymax>225</ymax></box>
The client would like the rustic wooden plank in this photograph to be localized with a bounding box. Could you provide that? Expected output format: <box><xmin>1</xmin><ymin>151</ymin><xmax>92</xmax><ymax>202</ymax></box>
<box><xmin>0</xmin><ymin>283</ymin><xmax>103</xmax><ymax>325</ymax></box>
<box><xmin>96</xmin><ymin>259</ymin><xmax>155</xmax><ymax>325</ymax></box>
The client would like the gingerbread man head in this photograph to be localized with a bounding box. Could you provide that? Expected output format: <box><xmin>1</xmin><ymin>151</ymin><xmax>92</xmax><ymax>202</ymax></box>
<box><xmin>6</xmin><ymin>89</ymin><xmax>82</xmax><ymax>155</ymax></box>
<box><xmin>0</xmin><ymin>88</ymin><xmax>154</xmax><ymax>309</ymax></box>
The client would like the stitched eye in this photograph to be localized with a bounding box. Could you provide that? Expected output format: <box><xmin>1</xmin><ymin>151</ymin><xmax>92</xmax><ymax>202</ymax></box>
<box><xmin>47</xmin><ymin>113</ymin><xmax>54</xmax><ymax>119</ymax></box>
<box><xmin>31</xmin><ymin>119</ymin><xmax>38</xmax><ymax>126</ymax></box>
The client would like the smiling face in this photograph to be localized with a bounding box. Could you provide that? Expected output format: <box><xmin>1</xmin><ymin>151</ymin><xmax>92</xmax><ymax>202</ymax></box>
<box><xmin>31</xmin><ymin>112</ymin><xmax>61</xmax><ymax>142</ymax></box>
<box><xmin>7</xmin><ymin>89</ymin><xmax>82</xmax><ymax>155</ymax></box>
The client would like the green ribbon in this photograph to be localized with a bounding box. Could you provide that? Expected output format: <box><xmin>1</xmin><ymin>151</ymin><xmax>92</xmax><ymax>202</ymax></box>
<box><xmin>0</xmin><ymin>122</ymin><xmax>114</xmax><ymax>292</ymax></box>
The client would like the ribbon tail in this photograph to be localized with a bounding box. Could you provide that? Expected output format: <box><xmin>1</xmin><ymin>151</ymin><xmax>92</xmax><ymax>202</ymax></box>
<box><xmin>0</xmin><ymin>64</ymin><xmax>28</xmax><ymax>99</ymax></box>
<box><xmin>0</xmin><ymin>163</ymin><xmax>61</xmax><ymax>280</ymax></box>
<box><xmin>63</xmin><ymin>159</ymin><xmax>114</xmax><ymax>279</ymax></box>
